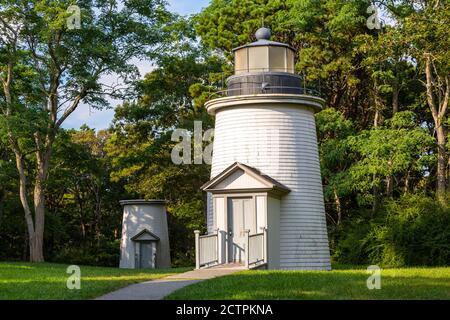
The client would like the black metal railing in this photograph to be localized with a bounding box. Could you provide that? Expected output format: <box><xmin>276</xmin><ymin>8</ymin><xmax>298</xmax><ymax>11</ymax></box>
<box><xmin>208</xmin><ymin>69</ymin><xmax>324</xmax><ymax>99</ymax></box>
<box><xmin>210</xmin><ymin>85</ymin><xmax>322</xmax><ymax>98</ymax></box>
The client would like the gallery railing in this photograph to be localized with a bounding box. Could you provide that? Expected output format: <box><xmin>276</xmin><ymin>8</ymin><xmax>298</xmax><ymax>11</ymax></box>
<box><xmin>194</xmin><ymin>229</ymin><xmax>219</xmax><ymax>269</ymax></box>
<box><xmin>245</xmin><ymin>227</ymin><xmax>268</xmax><ymax>269</ymax></box>
<box><xmin>211</xmin><ymin>85</ymin><xmax>322</xmax><ymax>98</ymax></box>
<box><xmin>207</xmin><ymin>68</ymin><xmax>324</xmax><ymax>99</ymax></box>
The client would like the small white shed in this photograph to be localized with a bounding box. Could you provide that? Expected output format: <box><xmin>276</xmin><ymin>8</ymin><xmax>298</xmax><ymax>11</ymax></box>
<box><xmin>119</xmin><ymin>200</ymin><xmax>171</xmax><ymax>269</ymax></box>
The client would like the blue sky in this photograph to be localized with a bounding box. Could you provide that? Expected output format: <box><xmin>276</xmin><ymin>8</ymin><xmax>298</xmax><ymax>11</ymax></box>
<box><xmin>63</xmin><ymin>0</ymin><xmax>211</xmax><ymax>130</ymax></box>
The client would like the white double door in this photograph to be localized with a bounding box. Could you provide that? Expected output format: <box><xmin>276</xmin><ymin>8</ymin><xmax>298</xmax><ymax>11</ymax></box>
<box><xmin>227</xmin><ymin>197</ymin><xmax>256</xmax><ymax>264</ymax></box>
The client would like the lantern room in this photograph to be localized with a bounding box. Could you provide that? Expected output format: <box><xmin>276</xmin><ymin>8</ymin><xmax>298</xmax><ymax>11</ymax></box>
<box><xmin>233</xmin><ymin>27</ymin><xmax>296</xmax><ymax>75</ymax></box>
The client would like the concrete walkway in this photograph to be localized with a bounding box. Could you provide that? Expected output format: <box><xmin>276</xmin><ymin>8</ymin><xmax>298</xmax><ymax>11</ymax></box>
<box><xmin>96</xmin><ymin>264</ymin><xmax>244</xmax><ymax>300</ymax></box>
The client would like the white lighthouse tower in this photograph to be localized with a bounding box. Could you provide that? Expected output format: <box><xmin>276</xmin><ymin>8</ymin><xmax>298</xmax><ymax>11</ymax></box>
<box><xmin>196</xmin><ymin>28</ymin><xmax>331</xmax><ymax>271</ymax></box>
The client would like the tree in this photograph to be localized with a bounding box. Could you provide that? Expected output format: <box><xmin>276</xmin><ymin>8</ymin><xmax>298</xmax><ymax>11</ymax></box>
<box><xmin>348</xmin><ymin>111</ymin><xmax>435</xmax><ymax>206</ymax></box>
<box><xmin>107</xmin><ymin>17</ymin><xmax>223</xmax><ymax>265</ymax></box>
<box><xmin>316</xmin><ymin>108</ymin><xmax>355</xmax><ymax>227</ymax></box>
<box><xmin>405</xmin><ymin>4</ymin><xmax>449</xmax><ymax>201</ymax></box>
<box><xmin>379</xmin><ymin>0</ymin><xmax>449</xmax><ymax>201</ymax></box>
<box><xmin>0</xmin><ymin>0</ymin><xmax>170</xmax><ymax>261</ymax></box>
<box><xmin>41</xmin><ymin>126</ymin><xmax>126</xmax><ymax>265</ymax></box>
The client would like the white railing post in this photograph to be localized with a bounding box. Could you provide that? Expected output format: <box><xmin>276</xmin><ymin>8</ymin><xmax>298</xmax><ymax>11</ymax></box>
<box><xmin>263</xmin><ymin>227</ymin><xmax>268</xmax><ymax>265</ymax></box>
<box><xmin>194</xmin><ymin>230</ymin><xmax>200</xmax><ymax>269</ymax></box>
<box><xmin>244</xmin><ymin>229</ymin><xmax>250</xmax><ymax>269</ymax></box>
<box><xmin>215</xmin><ymin>228</ymin><xmax>219</xmax><ymax>264</ymax></box>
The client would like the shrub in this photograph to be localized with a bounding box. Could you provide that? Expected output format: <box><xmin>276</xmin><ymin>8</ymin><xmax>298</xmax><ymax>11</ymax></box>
<box><xmin>51</xmin><ymin>239</ymin><xmax>120</xmax><ymax>267</ymax></box>
<box><xmin>334</xmin><ymin>194</ymin><xmax>450</xmax><ymax>267</ymax></box>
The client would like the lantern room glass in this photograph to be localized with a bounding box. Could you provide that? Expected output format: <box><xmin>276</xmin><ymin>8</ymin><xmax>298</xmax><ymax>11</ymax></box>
<box><xmin>234</xmin><ymin>46</ymin><xmax>295</xmax><ymax>74</ymax></box>
<box><xmin>235</xmin><ymin>48</ymin><xmax>248</xmax><ymax>75</ymax></box>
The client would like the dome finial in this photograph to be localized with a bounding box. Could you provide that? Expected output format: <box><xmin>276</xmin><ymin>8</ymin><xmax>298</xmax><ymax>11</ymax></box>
<box><xmin>255</xmin><ymin>27</ymin><xmax>271</xmax><ymax>41</ymax></box>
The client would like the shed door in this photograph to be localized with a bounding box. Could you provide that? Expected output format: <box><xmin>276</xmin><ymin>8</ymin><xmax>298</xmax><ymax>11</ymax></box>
<box><xmin>228</xmin><ymin>197</ymin><xmax>254</xmax><ymax>263</ymax></box>
<box><xmin>139</xmin><ymin>242</ymin><xmax>156</xmax><ymax>268</ymax></box>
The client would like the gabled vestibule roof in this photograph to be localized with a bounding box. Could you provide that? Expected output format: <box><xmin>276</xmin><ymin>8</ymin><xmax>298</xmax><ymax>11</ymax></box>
<box><xmin>131</xmin><ymin>229</ymin><xmax>160</xmax><ymax>242</ymax></box>
<box><xmin>201</xmin><ymin>162</ymin><xmax>290</xmax><ymax>196</ymax></box>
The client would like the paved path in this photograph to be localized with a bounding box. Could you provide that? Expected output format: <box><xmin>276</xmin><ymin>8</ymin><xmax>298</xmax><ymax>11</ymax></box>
<box><xmin>96</xmin><ymin>279</ymin><xmax>201</xmax><ymax>300</ymax></box>
<box><xmin>96</xmin><ymin>264</ymin><xmax>244</xmax><ymax>300</ymax></box>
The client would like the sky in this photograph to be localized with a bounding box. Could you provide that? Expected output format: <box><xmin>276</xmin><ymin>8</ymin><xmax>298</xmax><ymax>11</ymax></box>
<box><xmin>63</xmin><ymin>0</ymin><xmax>211</xmax><ymax>130</ymax></box>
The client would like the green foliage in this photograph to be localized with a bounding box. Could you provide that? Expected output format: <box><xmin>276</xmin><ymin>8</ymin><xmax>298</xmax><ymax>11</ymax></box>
<box><xmin>43</xmin><ymin>128</ymin><xmax>128</xmax><ymax>264</ymax></box>
<box><xmin>316</xmin><ymin>108</ymin><xmax>355</xmax><ymax>203</ymax></box>
<box><xmin>168</xmin><ymin>199</ymin><xmax>206</xmax><ymax>266</ymax></box>
<box><xmin>347</xmin><ymin>111</ymin><xmax>434</xmax><ymax>204</ymax></box>
<box><xmin>52</xmin><ymin>239</ymin><xmax>120</xmax><ymax>267</ymax></box>
<box><xmin>335</xmin><ymin>194</ymin><xmax>450</xmax><ymax>267</ymax></box>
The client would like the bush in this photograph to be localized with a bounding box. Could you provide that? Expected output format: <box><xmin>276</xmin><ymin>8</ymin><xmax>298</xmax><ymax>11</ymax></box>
<box><xmin>334</xmin><ymin>194</ymin><xmax>450</xmax><ymax>267</ymax></box>
<box><xmin>51</xmin><ymin>239</ymin><xmax>120</xmax><ymax>267</ymax></box>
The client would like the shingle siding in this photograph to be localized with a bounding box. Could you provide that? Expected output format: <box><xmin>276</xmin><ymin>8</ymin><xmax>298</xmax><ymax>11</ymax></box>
<box><xmin>207</xmin><ymin>103</ymin><xmax>331</xmax><ymax>270</ymax></box>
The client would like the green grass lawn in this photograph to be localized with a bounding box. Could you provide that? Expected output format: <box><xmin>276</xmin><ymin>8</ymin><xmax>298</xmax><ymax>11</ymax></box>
<box><xmin>166</xmin><ymin>265</ymin><xmax>450</xmax><ymax>300</ymax></box>
<box><xmin>0</xmin><ymin>262</ymin><xmax>189</xmax><ymax>300</ymax></box>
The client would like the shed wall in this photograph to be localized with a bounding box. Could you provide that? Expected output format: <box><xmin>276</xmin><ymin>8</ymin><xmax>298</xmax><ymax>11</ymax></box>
<box><xmin>120</xmin><ymin>204</ymin><xmax>171</xmax><ymax>269</ymax></box>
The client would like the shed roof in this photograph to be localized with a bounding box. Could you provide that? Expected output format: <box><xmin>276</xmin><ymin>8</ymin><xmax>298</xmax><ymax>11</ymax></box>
<box><xmin>119</xmin><ymin>199</ymin><xmax>166</xmax><ymax>206</ymax></box>
<box><xmin>131</xmin><ymin>229</ymin><xmax>160</xmax><ymax>242</ymax></box>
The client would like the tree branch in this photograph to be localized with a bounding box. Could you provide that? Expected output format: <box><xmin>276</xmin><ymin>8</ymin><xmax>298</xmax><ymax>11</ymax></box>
<box><xmin>55</xmin><ymin>90</ymin><xmax>87</xmax><ymax>129</ymax></box>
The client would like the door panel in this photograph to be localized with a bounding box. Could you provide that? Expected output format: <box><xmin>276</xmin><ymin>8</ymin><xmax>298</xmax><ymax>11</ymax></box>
<box><xmin>228</xmin><ymin>198</ymin><xmax>255</xmax><ymax>263</ymax></box>
<box><xmin>139</xmin><ymin>242</ymin><xmax>154</xmax><ymax>269</ymax></box>
<box><xmin>243</xmin><ymin>198</ymin><xmax>256</xmax><ymax>234</ymax></box>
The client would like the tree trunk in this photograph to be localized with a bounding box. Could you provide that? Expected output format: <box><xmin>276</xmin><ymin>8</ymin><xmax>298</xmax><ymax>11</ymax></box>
<box><xmin>392</xmin><ymin>81</ymin><xmax>399</xmax><ymax>115</ymax></box>
<box><xmin>31</xmin><ymin>178</ymin><xmax>45</xmax><ymax>262</ymax></box>
<box><xmin>372</xmin><ymin>79</ymin><xmax>382</xmax><ymax>214</ymax></box>
<box><xmin>404</xmin><ymin>170</ymin><xmax>410</xmax><ymax>195</ymax></box>
<box><xmin>386</xmin><ymin>83</ymin><xmax>396</xmax><ymax>195</ymax></box>
<box><xmin>30</xmin><ymin>134</ymin><xmax>52</xmax><ymax>262</ymax></box>
<box><xmin>23</xmin><ymin>227</ymin><xmax>29</xmax><ymax>261</ymax></box>
<box><xmin>386</xmin><ymin>159</ymin><xmax>394</xmax><ymax>197</ymax></box>
<box><xmin>448</xmin><ymin>156</ymin><xmax>450</xmax><ymax>192</ymax></box>
<box><xmin>94</xmin><ymin>186</ymin><xmax>102</xmax><ymax>242</ymax></box>
<box><xmin>77</xmin><ymin>191</ymin><xmax>86</xmax><ymax>239</ymax></box>
<box><xmin>372</xmin><ymin>172</ymin><xmax>379</xmax><ymax>216</ymax></box>
<box><xmin>11</xmin><ymin>148</ymin><xmax>38</xmax><ymax>261</ymax></box>
<box><xmin>436</xmin><ymin>125</ymin><xmax>447</xmax><ymax>202</ymax></box>
<box><xmin>334</xmin><ymin>188</ymin><xmax>342</xmax><ymax>226</ymax></box>
<box><xmin>424</xmin><ymin>53</ymin><xmax>448</xmax><ymax>203</ymax></box>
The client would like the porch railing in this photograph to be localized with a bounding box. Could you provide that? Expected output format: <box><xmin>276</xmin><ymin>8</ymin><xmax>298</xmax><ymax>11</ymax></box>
<box><xmin>194</xmin><ymin>229</ymin><xmax>219</xmax><ymax>269</ymax></box>
<box><xmin>245</xmin><ymin>227</ymin><xmax>268</xmax><ymax>269</ymax></box>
